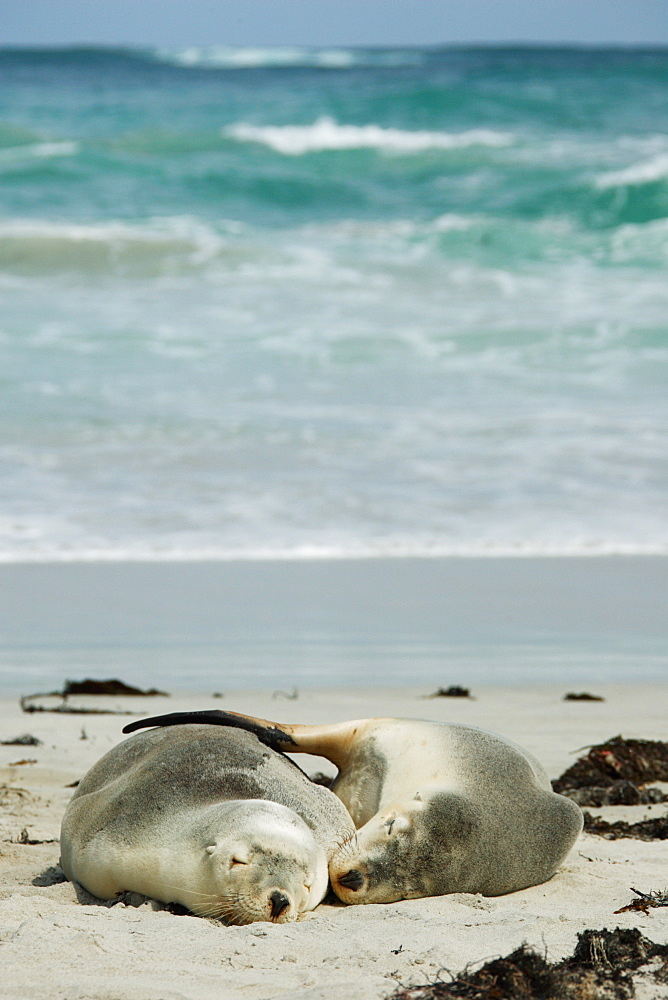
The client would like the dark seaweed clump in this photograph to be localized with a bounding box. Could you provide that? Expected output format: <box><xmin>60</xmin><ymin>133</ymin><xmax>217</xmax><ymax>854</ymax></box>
<box><xmin>427</xmin><ymin>686</ymin><xmax>472</xmax><ymax>699</ymax></box>
<box><xmin>62</xmin><ymin>678</ymin><xmax>169</xmax><ymax>696</ymax></box>
<box><xmin>390</xmin><ymin>928</ymin><xmax>668</xmax><ymax>1000</ymax></box>
<box><xmin>582</xmin><ymin>811</ymin><xmax>668</xmax><ymax>841</ymax></box>
<box><xmin>552</xmin><ymin>736</ymin><xmax>668</xmax><ymax>814</ymax></box>
<box><xmin>553</xmin><ymin>736</ymin><xmax>668</xmax><ymax>792</ymax></box>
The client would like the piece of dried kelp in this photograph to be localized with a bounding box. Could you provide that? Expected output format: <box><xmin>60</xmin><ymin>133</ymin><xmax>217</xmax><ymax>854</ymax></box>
<box><xmin>615</xmin><ymin>888</ymin><xmax>668</xmax><ymax>915</ymax></box>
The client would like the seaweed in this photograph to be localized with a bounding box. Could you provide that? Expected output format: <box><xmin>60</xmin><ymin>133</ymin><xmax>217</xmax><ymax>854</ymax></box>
<box><xmin>0</xmin><ymin>733</ymin><xmax>43</xmax><ymax>746</ymax></box>
<box><xmin>390</xmin><ymin>928</ymin><xmax>668</xmax><ymax>1000</ymax></box>
<box><xmin>582</xmin><ymin>811</ymin><xmax>668</xmax><ymax>841</ymax></box>
<box><xmin>615</xmin><ymin>888</ymin><xmax>668</xmax><ymax>915</ymax></box>
<box><xmin>553</xmin><ymin>736</ymin><xmax>668</xmax><ymax>793</ymax></box>
<box><xmin>19</xmin><ymin>677</ymin><xmax>170</xmax><ymax>715</ymax></box>
<box><xmin>62</xmin><ymin>679</ymin><xmax>169</xmax><ymax>697</ymax></box>
<box><xmin>427</xmin><ymin>686</ymin><xmax>472</xmax><ymax>699</ymax></box>
<box><xmin>564</xmin><ymin>780</ymin><xmax>666</xmax><ymax>807</ymax></box>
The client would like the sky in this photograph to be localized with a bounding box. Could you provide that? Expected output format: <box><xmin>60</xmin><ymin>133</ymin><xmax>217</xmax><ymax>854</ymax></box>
<box><xmin>1</xmin><ymin>0</ymin><xmax>667</xmax><ymax>48</ymax></box>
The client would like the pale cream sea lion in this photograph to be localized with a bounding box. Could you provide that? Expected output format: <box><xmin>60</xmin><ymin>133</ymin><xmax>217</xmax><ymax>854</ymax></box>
<box><xmin>123</xmin><ymin>710</ymin><xmax>583</xmax><ymax>905</ymax></box>
<box><xmin>60</xmin><ymin>723</ymin><xmax>355</xmax><ymax>923</ymax></box>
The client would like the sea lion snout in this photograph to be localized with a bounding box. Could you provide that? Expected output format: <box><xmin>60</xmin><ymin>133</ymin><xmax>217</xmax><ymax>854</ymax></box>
<box><xmin>269</xmin><ymin>890</ymin><xmax>291</xmax><ymax>920</ymax></box>
<box><xmin>337</xmin><ymin>868</ymin><xmax>365</xmax><ymax>891</ymax></box>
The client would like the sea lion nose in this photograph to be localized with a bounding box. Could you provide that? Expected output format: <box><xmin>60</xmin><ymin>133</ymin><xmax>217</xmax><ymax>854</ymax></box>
<box><xmin>338</xmin><ymin>869</ymin><xmax>364</xmax><ymax>891</ymax></box>
<box><xmin>269</xmin><ymin>890</ymin><xmax>290</xmax><ymax>919</ymax></box>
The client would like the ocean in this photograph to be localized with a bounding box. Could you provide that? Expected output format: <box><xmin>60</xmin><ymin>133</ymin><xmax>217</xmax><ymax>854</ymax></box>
<box><xmin>1</xmin><ymin>44</ymin><xmax>667</xmax><ymax>563</ymax></box>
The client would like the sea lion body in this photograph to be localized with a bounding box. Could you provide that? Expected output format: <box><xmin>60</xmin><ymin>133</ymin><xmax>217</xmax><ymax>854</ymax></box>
<box><xmin>323</xmin><ymin>718</ymin><xmax>581</xmax><ymax>902</ymax></box>
<box><xmin>60</xmin><ymin>724</ymin><xmax>355</xmax><ymax>923</ymax></box>
<box><xmin>123</xmin><ymin>710</ymin><xmax>583</xmax><ymax>905</ymax></box>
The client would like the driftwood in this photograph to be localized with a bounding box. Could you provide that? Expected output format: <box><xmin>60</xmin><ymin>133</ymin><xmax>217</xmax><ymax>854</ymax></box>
<box><xmin>20</xmin><ymin>696</ymin><xmax>134</xmax><ymax>716</ymax></box>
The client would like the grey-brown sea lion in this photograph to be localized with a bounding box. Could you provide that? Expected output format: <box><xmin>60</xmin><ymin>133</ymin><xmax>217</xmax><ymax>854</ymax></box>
<box><xmin>60</xmin><ymin>723</ymin><xmax>355</xmax><ymax>923</ymax></box>
<box><xmin>123</xmin><ymin>710</ymin><xmax>583</xmax><ymax>905</ymax></box>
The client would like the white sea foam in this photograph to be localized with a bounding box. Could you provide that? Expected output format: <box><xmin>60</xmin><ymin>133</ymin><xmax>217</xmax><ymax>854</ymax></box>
<box><xmin>156</xmin><ymin>46</ymin><xmax>423</xmax><ymax>70</ymax></box>
<box><xmin>0</xmin><ymin>539</ymin><xmax>666</xmax><ymax>564</ymax></box>
<box><xmin>0</xmin><ymin>141</ymin><xmax>79</xmax><ymax>167</ymax></box>
<box><xmin>224</xmin><ymin>117</ymin><xmax>514</xmax><ymax>156</ymax></box>
<box><xmin>595</xmin><ymin>153</ymin><xmax>668</xmax><ymax>189</ymax></box>
<box><xmin>610</xmin><ymin>217</ymin><xmax>668</xmax><ymax>263</ymax></box>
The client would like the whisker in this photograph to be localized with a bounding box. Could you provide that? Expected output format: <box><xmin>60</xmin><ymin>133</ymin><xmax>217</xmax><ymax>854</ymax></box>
<box><xmin>142</xmin><ymin>878</ymin><xmax>220</xmax><ymax>900</ymax></box>
<box><xmin>116</xmin><ymin>878</ymin><xmax>298</xmax><ymax>924</ymax></box>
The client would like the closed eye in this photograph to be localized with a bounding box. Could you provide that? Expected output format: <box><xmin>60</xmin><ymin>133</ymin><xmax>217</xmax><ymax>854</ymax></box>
<box><xmin>385</xmin><ymin>819</ymin><xmax>395</xmax><ymax>835</ymax></box>
<box><xmin>230</xmin><ymin>858</ymin><xmax>249</xmax><ymax>867</ymax></box>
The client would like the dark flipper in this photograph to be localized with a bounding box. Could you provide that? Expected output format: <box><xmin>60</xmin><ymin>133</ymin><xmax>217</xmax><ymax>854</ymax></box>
<box><xmin>122</xmin><ymin>710</ymin><xmax>297</xmax><ymax>751</ymax></box>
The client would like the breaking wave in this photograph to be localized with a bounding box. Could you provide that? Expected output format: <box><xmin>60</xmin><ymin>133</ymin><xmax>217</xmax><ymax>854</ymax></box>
<box><xmin>154</xmin><ymin>45</ymin><xmax>426</xmax><ymax>70</ymax></box>
<box><xmin>224</xmin><ymin>116</ymin><xmax>515</xmax><ymax>155</ymax></box>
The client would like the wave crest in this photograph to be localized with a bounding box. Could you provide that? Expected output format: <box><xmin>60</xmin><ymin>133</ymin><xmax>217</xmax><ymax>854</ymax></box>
<box><xmin>595</xmin><ymin>153</ymin><xmax>668</xmax><ymax>189</ymax></box>
<box><xmin>0</xmin><ymin>216</ymin><xmax>233</xmax><ymax>275</ymax></box>
<box><xmin>224</xmin><ymin>116</ymin><xmax>514</xmax><ymax>156</ymax></box>
<box><xmin>154</xmin><ymin>46</ymin><xmax>424</xmax><ymax>70</ymax></box>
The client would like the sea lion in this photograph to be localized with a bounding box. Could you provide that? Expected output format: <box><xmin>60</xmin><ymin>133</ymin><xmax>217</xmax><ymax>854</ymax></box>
<box><xmin>123</xmin><ymin>710</ymin><xmax>583</xmax><ymax>905</ymax></box>
<box><xmin>60</xmin><ymin>723</ymin><xmax>355</xmax><ymax>923</ymax></box>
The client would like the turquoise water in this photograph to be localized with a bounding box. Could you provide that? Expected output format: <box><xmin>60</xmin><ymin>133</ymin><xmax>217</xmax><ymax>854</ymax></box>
<box><xmin>1</xmin><ymin>46</ymin><xmax>667</xmax><ymax>560</ymax></box>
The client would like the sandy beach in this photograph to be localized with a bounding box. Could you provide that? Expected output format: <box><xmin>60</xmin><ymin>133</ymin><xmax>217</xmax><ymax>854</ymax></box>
<box><xmin>1</xmin><ymin>679</ymin><xmax>667</xmax><ymax>1000</ymax></box>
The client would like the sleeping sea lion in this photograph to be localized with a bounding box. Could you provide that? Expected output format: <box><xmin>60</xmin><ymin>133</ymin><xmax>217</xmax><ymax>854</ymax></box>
<box><xmin>60</xmin><ymin>723</ymin><xmax>355</xmax><ymax>922</ymax></box>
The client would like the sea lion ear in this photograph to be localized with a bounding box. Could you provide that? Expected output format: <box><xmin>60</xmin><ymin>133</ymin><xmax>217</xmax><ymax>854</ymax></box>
<box><xmin>414</xmin><ymin>791</ymin><xmax>423</xmax><ymax>802</ymax></box>
<box><xmin>205</xmin><ymin>845</ymin><xmax>216</xmax><ymax>855</ymax></box>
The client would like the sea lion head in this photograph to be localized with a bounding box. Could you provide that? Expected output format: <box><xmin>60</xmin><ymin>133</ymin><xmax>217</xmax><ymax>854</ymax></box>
<box><xmin>192</xmin><ymin>801</ymin><xmax>328</xmax><ymax>923</ymax></box>
<box><xmin>329</xmin><ymin>790</ymin><xmax>481</xmax><ymax>904</ymax></box>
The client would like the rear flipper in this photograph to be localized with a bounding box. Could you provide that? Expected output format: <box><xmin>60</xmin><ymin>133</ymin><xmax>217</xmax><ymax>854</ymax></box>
<box><xmin>122</xmin><ymin>709</ymin><xmax>296</xmax><ymax>752</ymax></box>
<box><xmin>122</xmin><ymin>709</ymin><xmax>370</xmax><ymax>769</ymax></box>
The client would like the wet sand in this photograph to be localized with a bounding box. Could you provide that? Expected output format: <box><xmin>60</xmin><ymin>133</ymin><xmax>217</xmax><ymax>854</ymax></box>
<box><xmin>1</xmin><ymin>555</ymin><xmax>666</xmax><ymax>692</ymax></box>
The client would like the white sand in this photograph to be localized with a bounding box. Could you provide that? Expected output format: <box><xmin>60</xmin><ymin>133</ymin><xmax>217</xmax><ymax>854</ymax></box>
<box><xmin>1</xmin><ymin>683</ymin><xmax>667</xmax><ymax>1000</ymax></box>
